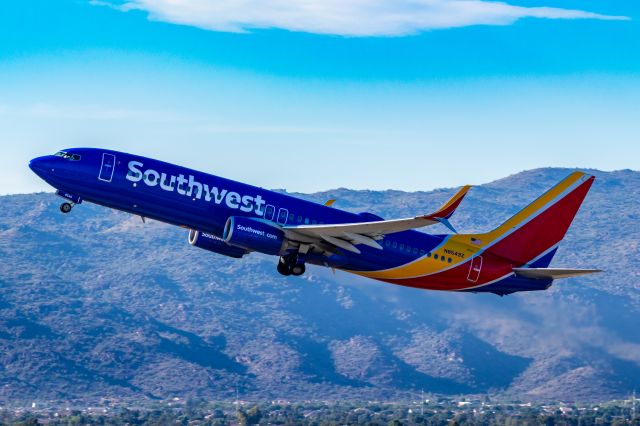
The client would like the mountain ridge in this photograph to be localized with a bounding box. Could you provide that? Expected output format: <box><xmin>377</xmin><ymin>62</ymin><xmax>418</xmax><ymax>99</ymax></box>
<box><xmin>0</xmin><ymin>168</ymin><xmax>638</xmax><ymax>406</ymax></box>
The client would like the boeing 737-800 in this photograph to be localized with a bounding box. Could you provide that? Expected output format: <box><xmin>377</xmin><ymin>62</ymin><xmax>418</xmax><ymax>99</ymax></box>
<box><xmin>29</xmin><ymin>148</ymin><xmax>600</xmax><ymax>295</ymax></box>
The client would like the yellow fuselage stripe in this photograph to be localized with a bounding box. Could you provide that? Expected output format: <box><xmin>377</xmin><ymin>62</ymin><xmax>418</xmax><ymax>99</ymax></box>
<box><xmin>348</xmin><ymin>172</ymin><xmax>586</xmax><ymax>281</ymax></box>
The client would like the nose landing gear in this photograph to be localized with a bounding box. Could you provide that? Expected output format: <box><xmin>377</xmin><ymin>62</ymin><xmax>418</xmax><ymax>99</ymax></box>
<box><xmin>59</xmin><ymin>202</ymin><xmax>74</xmax><ymax>214</ymax></box>
<box><xmin>55</xmin><ymin>190</ymin><xmax>82</xmax><ymax>214</ymax></box>
<box><xmin>277</xmin><ymin>253</ymin><xmax>306</xmax><ymax>277</ymax></box>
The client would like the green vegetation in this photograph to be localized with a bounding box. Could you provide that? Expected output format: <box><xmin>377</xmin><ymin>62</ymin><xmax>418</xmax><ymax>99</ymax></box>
<box><xmin>1</xmin><ymin>400</ymin><xmax>640</xmax><ymax>426</ymax></box>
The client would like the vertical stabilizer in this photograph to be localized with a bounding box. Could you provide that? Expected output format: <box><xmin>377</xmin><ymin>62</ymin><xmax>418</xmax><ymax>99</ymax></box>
<box><xmin>480</xmin><ymin>172</ymin><xmax>595</xmax><ymax>265</ymax></box>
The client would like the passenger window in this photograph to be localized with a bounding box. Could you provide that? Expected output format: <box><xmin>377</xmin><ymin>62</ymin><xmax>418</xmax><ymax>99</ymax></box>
<box><xmin>264</xmin><ymin>205</ymin><xmax>276</xmax><ymax>221</ymax></box>
<box><xmin>312</xmin><ymin>219</ymin><xmax>317</xmax><ymax>225</ymax></box>
<box><xmin>297</xmin><ymin>215</ymin><xmax>303</xmax><ymax>223</ymax></box>
<box><xmin>277</xmin><ymin>209</ymin><xmax>289</xmax><ymax>224</ymax></box>
<box><xmin>427</xmin><ymin>252</ymin><xmax>431</xmax><ymax>257</ymax></box>
<box><xmin>420</xmin><ymin>250</ymin><xmax>425</xmax><ymax>256</ymax></box>
<box><xmin>413</xmin><ymin>248</ymin><xmax>418</xmax><ymax>255</ymax></box>
<box><xmin>304</xmin><ymin>218</ymin><xmax>310</xmax><ymax>224</ymax></box>
<box><xmin>288</xmin><ymin>213</ymin><xmax>295</xmax><ymax>223</ymax></box>
<box><xmin>448</xmin><ymin>258</ymin><xmax>453</xmax><ymax>263</ymax></box>
<box><xmin>434</xmin><ymin>254</ymin><xmax>438</xmax><ymax>260</ymax></box>
<box><xmin>399</xmin><ymin>243</ymin><xmax>404</xmax><ymax>250</ymax></box>
<box><xmin>385</xmin><ymin>240</ymin><xmax>391</xmax><ymax>247</ymax></box>
<box><xmin>392</xmin><ymin>242</ymin><xmax>397</xmax><ymax>249</ymax></box>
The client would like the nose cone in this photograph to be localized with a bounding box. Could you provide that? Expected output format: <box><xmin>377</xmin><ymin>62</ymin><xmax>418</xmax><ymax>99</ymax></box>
<box><xmin>29</xmin><ymin>156</ymin><xmax>45</xmax><ymax>173</ymax></box>
<box><xmin>29</xmin><ymin>156</ymin><xmax>54</xmax><ymax>180</ymax></box>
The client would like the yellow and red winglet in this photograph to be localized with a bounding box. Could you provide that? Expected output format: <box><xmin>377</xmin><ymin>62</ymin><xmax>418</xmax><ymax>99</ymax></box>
<box><xmin>421</xmin><ymin>185</ymin><xmax>471</xmax><ymax>233</ymax></box>
<box><xmin>424</xmin><ymin>185</ymin><xmax>471</xmax><ymax>220</ymax></box>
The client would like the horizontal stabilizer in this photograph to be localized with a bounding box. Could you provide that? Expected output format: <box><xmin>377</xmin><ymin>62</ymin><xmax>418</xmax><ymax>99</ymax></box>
<box><xmin>513</xmin><ymin>268</ymin><xmax>602</xmax><ymax>280</ymax></box>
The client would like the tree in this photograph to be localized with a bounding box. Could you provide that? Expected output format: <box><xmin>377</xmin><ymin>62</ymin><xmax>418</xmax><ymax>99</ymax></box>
<box><xmin>237</xmin><ymin>409</ymin><xmax>249</xmax><ymax>426</ymax></box>
<box><xmin>246</xmin><ymin>406</ymin><xmax>262</xmax><ymax>425</ymax></box>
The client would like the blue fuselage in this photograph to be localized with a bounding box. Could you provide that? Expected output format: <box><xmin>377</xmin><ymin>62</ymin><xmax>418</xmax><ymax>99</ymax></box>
<box><xmin>29</xmin><ymin>148</ymin><xmax>445</xmax><ymax>272</ymax></box>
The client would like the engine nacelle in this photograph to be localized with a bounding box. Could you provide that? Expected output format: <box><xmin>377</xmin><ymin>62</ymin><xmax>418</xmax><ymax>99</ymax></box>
<box><xmin>223</xmin><ymin>216</ymin><xmax>285</xmax><ymax>255</ymax></box>
<box><xmin>188</xmin><ymin>229</ymin><xmax>248</xmax><ymax>259</ymax></box>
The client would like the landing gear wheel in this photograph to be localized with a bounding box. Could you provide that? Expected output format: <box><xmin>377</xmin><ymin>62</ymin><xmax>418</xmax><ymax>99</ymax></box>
<box><xmin>291</xmin><ymin>264</ymin><xmax>306</xmax><ymax>276</ymax></box>
<box><xmin>60</xmin><ymin>202</ymin><xmax>73</xmax><ymax>214</ymax></box>
<box><xmin>277</xmin><ymin>254</ymin><xmax>306</xmax><ymax>277</ymax></box>
<box><xmin>277</xmin><ymin>259</ymin><xmax>292</xmax><ymax>276</ymax></box>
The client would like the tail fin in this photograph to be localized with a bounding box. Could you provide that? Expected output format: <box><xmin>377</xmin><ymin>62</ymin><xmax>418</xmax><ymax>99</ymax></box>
<box><xmin>479</xmin><ymin>171</ymin><xmax>595</xmax><ymax>265</ymax></box>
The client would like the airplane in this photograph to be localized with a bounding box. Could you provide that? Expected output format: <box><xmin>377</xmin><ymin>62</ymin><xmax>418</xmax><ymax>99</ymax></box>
<box><xmin>29</xmin><ymin>148</ymin><xmax>601</xmax><ymax>296</ymax></box>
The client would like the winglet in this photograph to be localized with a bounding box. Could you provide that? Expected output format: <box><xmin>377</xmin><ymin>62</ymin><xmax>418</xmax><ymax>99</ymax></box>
<box><xmin>436</xmin><ymin>218</ymin><xmax>458</xmax><ymax>234</ymax></box>
<box><xmin>324</xmin><ymin>199</ymin><xmax>337</xmax><ymax>207</ymax></box>
<box><xmin>425</xmin><ymin>185</ymin><xmax>472</xmax><ymax>222</ymax></box>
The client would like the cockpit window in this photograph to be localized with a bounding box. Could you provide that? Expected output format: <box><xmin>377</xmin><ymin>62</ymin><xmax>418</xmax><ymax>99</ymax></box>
<box><xmin>54</xmin><ymin>151</ymin><xmax>81</xmax><ymax>161</ymax></box>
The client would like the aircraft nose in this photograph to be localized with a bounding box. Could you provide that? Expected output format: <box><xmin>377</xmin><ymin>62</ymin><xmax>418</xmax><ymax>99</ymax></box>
<box><xmin>29</xmin><ymin>156</ymin><xmax>54</xmax><ymax>178</ymax></box>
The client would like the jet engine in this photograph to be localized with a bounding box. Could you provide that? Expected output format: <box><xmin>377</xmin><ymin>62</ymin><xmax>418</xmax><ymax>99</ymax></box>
<box><xmin>223</xmin><ymin>216</ymin><xmax>285</xmax><ymax>255</ymax></box>
<box><xmin>188</xmin><ymin>229</ymin><xmax>248</xmax><ymax>259</ymax></box>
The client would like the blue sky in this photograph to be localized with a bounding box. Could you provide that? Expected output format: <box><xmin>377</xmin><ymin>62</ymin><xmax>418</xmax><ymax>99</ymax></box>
<box><xmin>1</xmin><ymin>0</ymin><xmax>638</xmax><ymax>194</ymax></box>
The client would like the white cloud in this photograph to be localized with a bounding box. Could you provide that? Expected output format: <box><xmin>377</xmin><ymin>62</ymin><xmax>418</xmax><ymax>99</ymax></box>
<box><xmin>104</xmin><ymin>0</ymin><xmax>628</xmax><ymax>37</ymax></box>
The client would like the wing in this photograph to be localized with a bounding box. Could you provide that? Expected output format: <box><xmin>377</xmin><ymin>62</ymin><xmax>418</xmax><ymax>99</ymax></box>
<box><xmin>283</xmin><ymin>185</ymin><xmax>471</xmax><ymax>254</ymax></box>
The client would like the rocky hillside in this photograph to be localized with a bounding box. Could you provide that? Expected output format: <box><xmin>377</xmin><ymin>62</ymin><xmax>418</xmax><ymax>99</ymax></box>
<box><xmin>0</xmin><ymin>168</ymin><xmax>638</xmax><ymax>406</ymax></box>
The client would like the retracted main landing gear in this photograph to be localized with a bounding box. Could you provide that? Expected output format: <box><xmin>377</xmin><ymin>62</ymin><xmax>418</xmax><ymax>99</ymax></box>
<box><xmin>277</xmin><ymin>253</ymin><xmax>306</xmax><ymax>277</ymax></box>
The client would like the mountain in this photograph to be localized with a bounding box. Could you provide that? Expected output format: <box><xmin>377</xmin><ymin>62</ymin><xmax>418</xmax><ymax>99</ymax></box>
<box><xmin>0</xmin><ymin>168</ymin><xmax>639</xmax><ymax>406</ymax></box>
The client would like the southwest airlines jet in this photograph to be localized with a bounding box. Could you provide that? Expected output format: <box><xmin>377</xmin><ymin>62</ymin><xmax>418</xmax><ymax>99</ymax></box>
<box><xmin>29</xmin><ymin>148</ymin><xmax>600</xmax><ymax>296</ymax></box>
